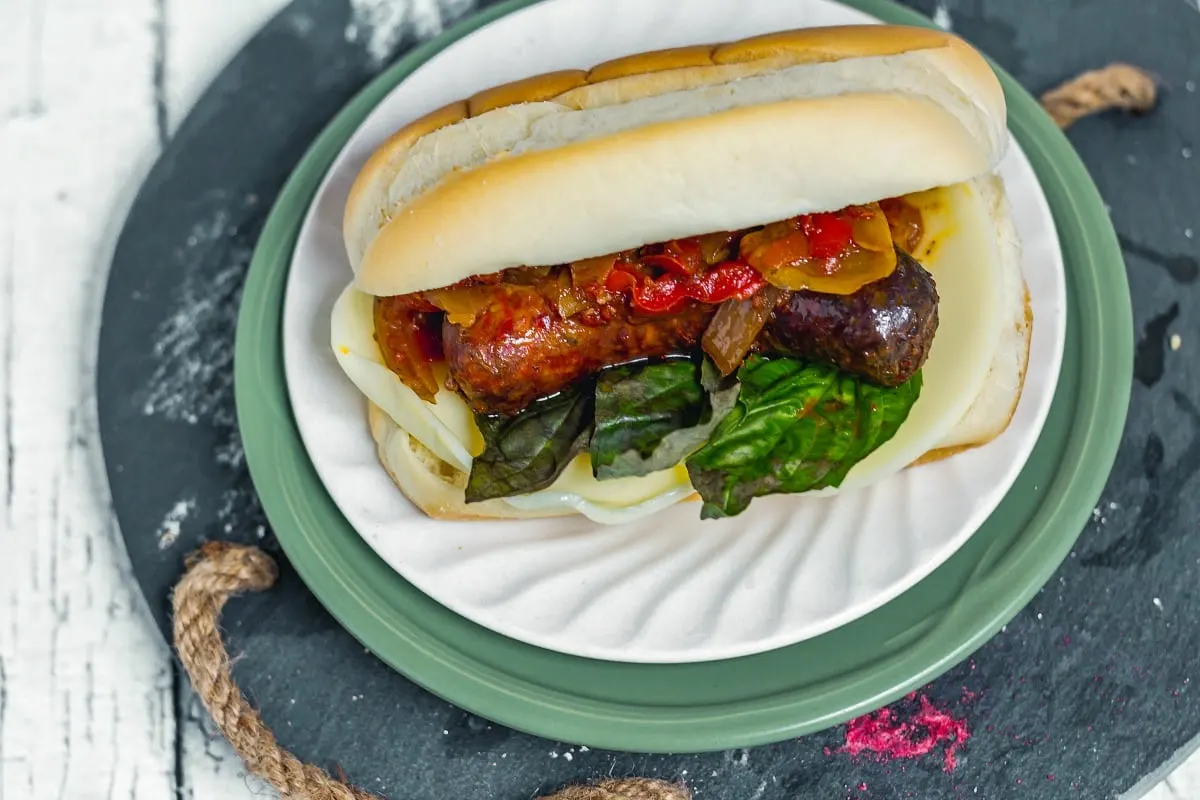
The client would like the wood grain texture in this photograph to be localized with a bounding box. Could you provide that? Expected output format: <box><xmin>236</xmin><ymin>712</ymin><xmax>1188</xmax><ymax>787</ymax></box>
<box><xmin>0</xmin><ymin>0</ymin><xmax>179</xmax><ymax>797</ymax></box>
<box><xmin>0</xmin><ymin>0</ymin><xmax>287</xmax><ymax>797</ymax></box>
<box><xmin>0</xmin><ymin>2</ymin><xmax>480</xmax><ymax>797</ymax></box>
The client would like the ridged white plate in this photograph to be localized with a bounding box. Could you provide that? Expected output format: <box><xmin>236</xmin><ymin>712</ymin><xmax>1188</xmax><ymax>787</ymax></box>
<box><xmin>282</xmin><ymin>0</ymin><xmax>1066</xmax><ymax>663</ymax></box>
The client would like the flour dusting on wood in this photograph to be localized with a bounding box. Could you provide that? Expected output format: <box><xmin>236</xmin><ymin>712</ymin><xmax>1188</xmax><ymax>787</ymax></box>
<box><xmin>134</xmin><ymin>196</ymin><xmax>273</xmax><ymax>550</ymax></box>
<box><xmin>346</xmin><ymin>0</ymin><xmax>414</xmax><ymax>65</ymax></box>
<box><xmin>346</xmin><ymin>0</ymin><xmax>477</xmax><ymax>66</ymax></box>
<box><xmin>932</xmin><ymin>1</ymin><xmax>953</xmax><ymax>31</ymax></box>
<box><xmin>157</xmin><ymin>498</ymin><xmax>196</xmax><ymax>550</ymax></box>
<box><xmin>138</xmin><ymin>207</ymin><xmax>250</xmax><ymax>429</ymax></box>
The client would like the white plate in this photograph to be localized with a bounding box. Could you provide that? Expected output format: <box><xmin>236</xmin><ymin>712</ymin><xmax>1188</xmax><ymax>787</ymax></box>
<box><xmin>282</xmin><ymin>0</ymin><xmax>1066</xmax><ymax>663</ymax></box>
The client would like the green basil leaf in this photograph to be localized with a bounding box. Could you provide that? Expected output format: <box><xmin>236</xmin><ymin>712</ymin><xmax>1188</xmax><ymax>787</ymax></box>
<box><xmin>464</xmin><ymin>387</ymin><xmax>594</xmax><ymax>503</ymax></box>
<box><xmin>686</xmin><ymin>356</ymin><xmax>922</xmax><ymax>519</ymax></box>
<box><xmin>591</xmin><ymin>359</ymin><xmax>739</xmax><ymax>480</ymax></box>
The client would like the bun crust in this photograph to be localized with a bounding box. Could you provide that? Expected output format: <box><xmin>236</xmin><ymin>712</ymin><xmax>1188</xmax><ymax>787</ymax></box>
<box><xmin>340</xmin><ymin>25</ymin><xmax>1028</xmax><ymax>522</ymax></box>
<box><xmin>343</xmin><ymin>25</ymin><xmax>1008</xmax><ymax>297</ymax></box>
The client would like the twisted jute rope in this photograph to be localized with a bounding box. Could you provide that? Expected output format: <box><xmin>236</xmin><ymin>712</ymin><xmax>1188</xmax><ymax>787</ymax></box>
<box><xmin>1039</xmin><ymin>62</ymin><xmax>1157</xmax><ymax>129</ymax></box>
<box><xmin>170</xmin><ymin>63</ymin><xmax>1155</xmax><ymax>800</ymax></box>
<box><xmin>172</xmin><ymin>542</ymin><xmax>690</xmax><ymax>800</ymax></box>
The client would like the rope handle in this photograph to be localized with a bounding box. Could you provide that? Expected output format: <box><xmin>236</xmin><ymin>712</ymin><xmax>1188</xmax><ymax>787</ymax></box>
<box><xmin>169</xmin><ymin>62</ymin><xmax>1157</xmax><ymax>800</ymax></box>
<box><xmin>172</xmin><ymin>543</ymin><xmax>689</xmax><ymax>800</ymax></box>
<box><xmin>1039</xmin><ymin>63</ymin><xmax>1157</xmax><ymax>129</ymax></box>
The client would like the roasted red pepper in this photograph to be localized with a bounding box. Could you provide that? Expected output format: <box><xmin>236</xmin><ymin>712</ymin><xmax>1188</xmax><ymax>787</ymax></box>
<box><xmin>640</xmin><ymin>253</ymin><xmax>692</xmax><ymax>277</ymax></box>
<box><xmin>605</xmin><ymin>258</ymin><xmax>766</xmax><ymax>314</ymax></box>
<box><xmin>373</xmin><ymin>300</ymin><xmax>444</xmax><ymax>402</ymax></box>
<box><xmin>689</xmin><ymin>260</ymin><xmax>766</xmax><ymax>303</ymax></box>
<box><xmin>636</xmin><ymin>238</ymin><xmax>708</xmax><ymax>277</ymax></box>
<box><xmin>801</xmin><ymin>212</ymin><xmax>856</xmax><ymax>259</ymax></box>
<box><xmin>627</xmin><ymin>273</ymin><xmax>689</xmax><ymax>313</ymax></box>
<box><xmin>604</xmin><ymin>266</ymin><xmax>640</xmax><ymax>295</ymax></box>
<box><xmin>663</xmin><ymin>238</ymin><xmax>705</xmax><ymax>273</ymax></box>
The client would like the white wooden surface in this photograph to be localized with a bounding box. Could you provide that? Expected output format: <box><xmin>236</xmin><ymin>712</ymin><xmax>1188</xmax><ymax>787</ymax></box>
<box><xmin>0</xmin><ymin>1</ymin><xmax>1195</xmax><ymax>797</ymax></box>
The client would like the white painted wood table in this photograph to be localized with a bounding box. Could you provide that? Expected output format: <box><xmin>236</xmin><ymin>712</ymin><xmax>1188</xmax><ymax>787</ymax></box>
<box><xmin>0</xmin><ymin>1</ymin><xmax>1196</xmax><ymax>797</ymax></box>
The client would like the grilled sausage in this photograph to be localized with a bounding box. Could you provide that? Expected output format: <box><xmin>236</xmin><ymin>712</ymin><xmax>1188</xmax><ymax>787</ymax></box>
<box><xmin>389</xmin><ymin>246</ymin><xmax>936</xmax><ymax>415</ymax></box>
<box><xmin>444</xmin><ymin>297</ymin><xmax>714</xmax><ymax>416</ymax></box>
<box><xmin>762</xmin><ymin>248</ymin><xmax>939</xmax><ymax>387</ymax></box>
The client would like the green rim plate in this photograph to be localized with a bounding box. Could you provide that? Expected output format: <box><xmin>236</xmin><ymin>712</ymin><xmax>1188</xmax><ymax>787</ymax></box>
<box><xmin>234</xmin><ymin>0</ymin><xmax>1132</xmax><ymax>753</ymax></box>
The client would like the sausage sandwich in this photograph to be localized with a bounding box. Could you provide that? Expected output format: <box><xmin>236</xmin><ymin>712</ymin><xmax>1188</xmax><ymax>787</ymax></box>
<box><xmin>330</xmin><ymin>25</ymin><xmax>1032</xmax><ymax>523</ymax></box>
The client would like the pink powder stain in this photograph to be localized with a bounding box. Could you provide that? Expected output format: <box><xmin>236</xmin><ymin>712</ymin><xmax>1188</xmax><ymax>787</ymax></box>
<box><xmin>835</xmin><ymin>694</ymin><xmax>970</xmax><ymax>773</ymax></box>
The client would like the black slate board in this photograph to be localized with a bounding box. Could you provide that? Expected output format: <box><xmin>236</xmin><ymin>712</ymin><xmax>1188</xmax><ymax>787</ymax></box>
<box><xmin>97</xmin><ymin>1</ymin><xmax>1200</xmax><ymax>797</ymax></box>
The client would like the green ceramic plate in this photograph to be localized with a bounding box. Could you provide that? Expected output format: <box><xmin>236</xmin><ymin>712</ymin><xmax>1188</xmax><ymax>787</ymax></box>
<box><xmin>235</xmin><ymin>0</ymin><xmax>1131</xmax><ymax>752</ymax></box>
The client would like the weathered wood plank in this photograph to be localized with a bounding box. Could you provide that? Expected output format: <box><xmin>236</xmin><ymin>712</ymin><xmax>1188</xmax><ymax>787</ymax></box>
<box><xmin>0</xmin><ymin>0</ymin><xmax>179</xmax><ymax>797</ymax></box>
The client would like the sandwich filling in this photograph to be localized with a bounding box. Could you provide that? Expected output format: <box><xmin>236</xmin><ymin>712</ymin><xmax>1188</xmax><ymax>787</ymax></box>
<box><xmin>368</xmin><ymin>196</ymin><xmax>938</xmax><ymax>518</ymax></box>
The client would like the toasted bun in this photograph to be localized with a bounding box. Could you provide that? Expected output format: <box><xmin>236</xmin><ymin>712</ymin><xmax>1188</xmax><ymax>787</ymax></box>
<box><xmin>335</xmin><ymin>26</ymin><xmax>1028</xmax><ymax>523</ymax></box>
<box><xmin>343</xmin><ymin>25</ymin><xmax>1008</xmax><ymax>297</ymax></box>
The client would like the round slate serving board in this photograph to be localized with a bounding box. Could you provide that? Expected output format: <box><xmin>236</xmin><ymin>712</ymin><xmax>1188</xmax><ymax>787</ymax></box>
<box><xmin>97</xmin><ymin>1</ymin><xmax>1200</xmax><ymax>797</ymax></box>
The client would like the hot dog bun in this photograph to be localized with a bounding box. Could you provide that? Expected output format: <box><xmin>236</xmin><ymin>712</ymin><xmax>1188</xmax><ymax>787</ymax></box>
<box><xmin>343</xmin><ymin>25</ymin><xmax>1007</xmax><ymax>296</ymax></box>
<box><xmin>331</xmin><ymin>25</ymin><xmax>1031</xmax><ymax>523</ymax></box>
